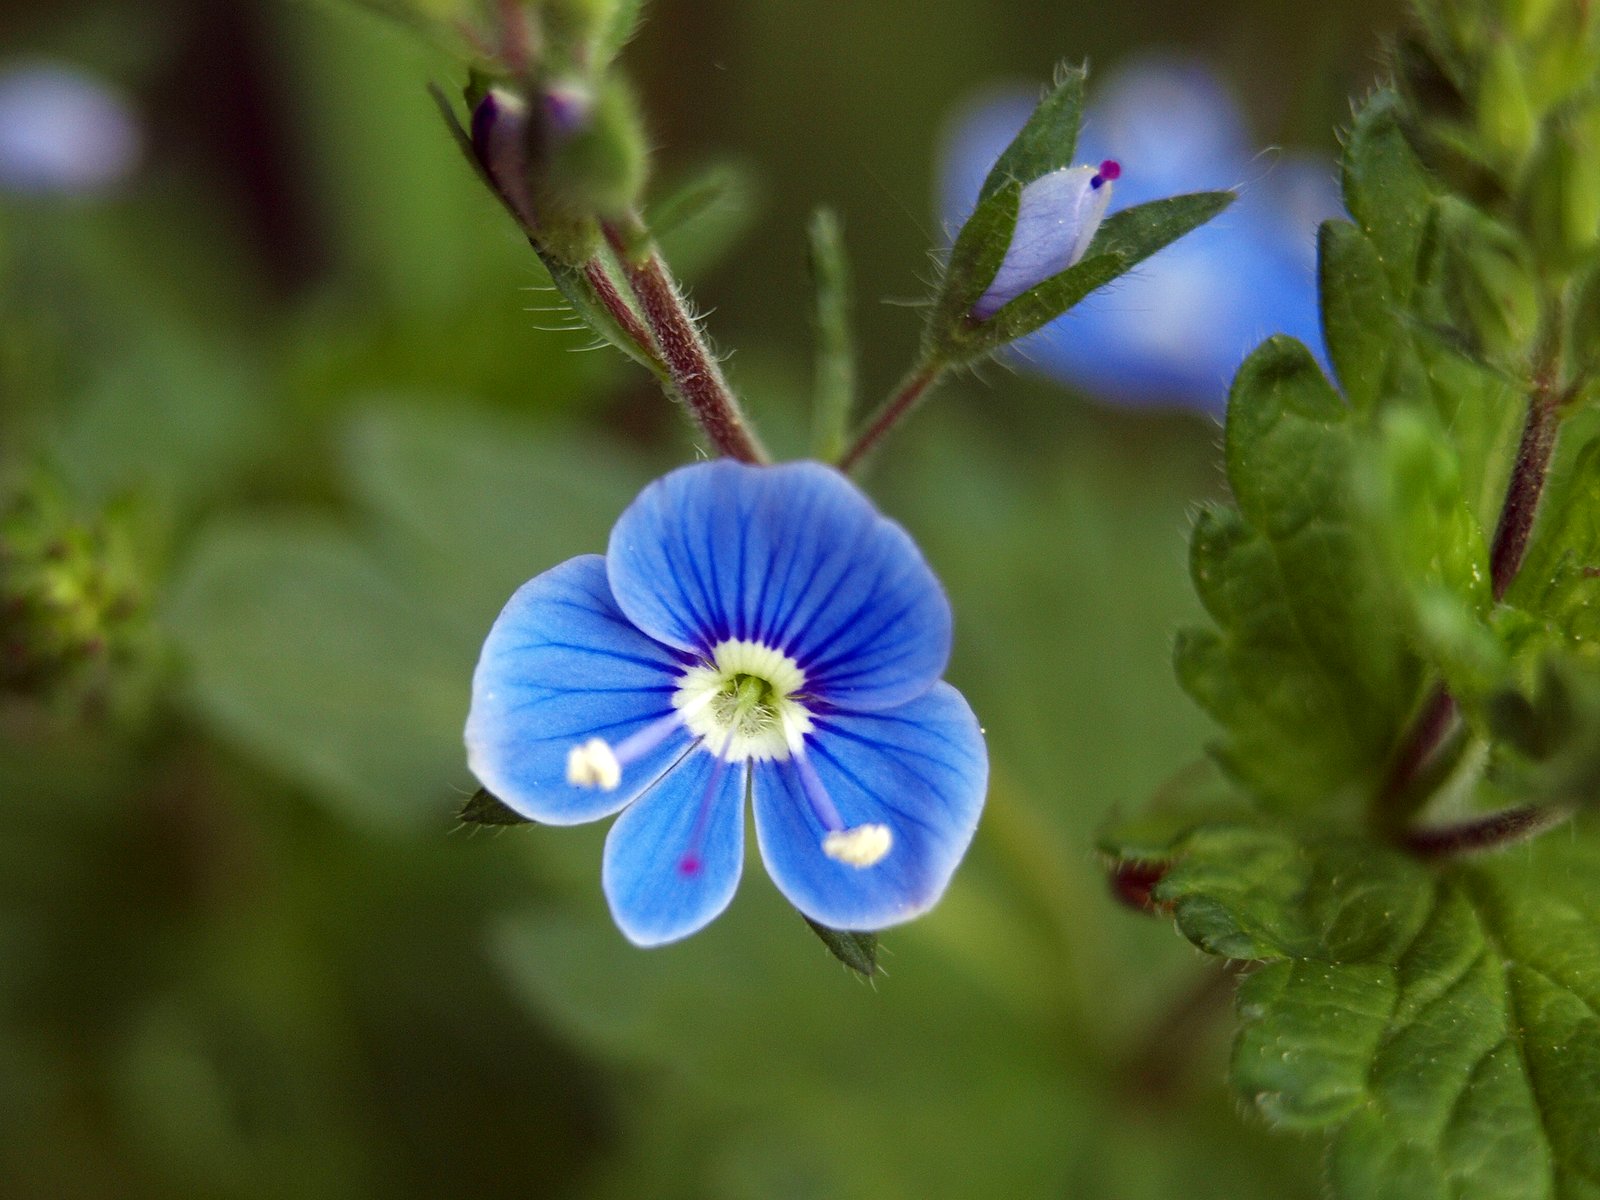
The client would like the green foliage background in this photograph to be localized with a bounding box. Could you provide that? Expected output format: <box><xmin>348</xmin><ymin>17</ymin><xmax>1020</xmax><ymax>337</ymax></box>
<box><xmin>0</xmin><ymin>0</ymin><xmax>1411</xmax><ymax>1196</ymax></box>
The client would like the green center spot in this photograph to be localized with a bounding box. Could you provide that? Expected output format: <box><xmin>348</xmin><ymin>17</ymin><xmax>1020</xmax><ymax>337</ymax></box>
<box><xmin>712</xmin><ymin>672</ymin><xmax>782</xmax><ymax>735</ymax></box>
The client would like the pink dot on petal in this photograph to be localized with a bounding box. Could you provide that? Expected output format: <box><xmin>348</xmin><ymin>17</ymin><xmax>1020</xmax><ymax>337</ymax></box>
<box><xmin>1098</xmin><ymin>159</ymin><xmax>1122</xmax><ymax>181</ymax></box>
<box><xmin>678</xmin><ymin>854</ymin><xmax>702</xmax><ymax>876</ymax></box>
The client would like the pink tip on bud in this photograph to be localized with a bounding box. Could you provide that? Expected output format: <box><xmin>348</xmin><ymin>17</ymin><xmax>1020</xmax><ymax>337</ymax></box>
<box><xmin>1091</xmin><ymin>159</ymin><xmax>1121</xmax><ymax>189</ymax></box>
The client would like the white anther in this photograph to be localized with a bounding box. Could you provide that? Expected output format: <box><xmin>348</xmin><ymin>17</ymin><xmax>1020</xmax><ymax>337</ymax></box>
<box><xmin>822</xmin><ymin>823</ymin><xmax>893</xmax><ymax>868</ymax></box>
<box><xmin>566</xmin><ymin>738</ymin><xmax>621</xmax><ymax>790</ymax></box>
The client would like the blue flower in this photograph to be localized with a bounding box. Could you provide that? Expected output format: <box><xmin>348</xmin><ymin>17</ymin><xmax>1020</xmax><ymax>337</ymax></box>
<box><xmin>941</xmin><ymin>56</ymin><xmax>1342</xmax><ymax>412</ymax></box>
<box><xmin>465</xmin><ymin>460</ymin><xmax>987</xmax><ymax>946</ymax></box>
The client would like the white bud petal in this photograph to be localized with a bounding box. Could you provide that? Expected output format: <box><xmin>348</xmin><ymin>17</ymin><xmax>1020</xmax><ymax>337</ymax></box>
<box><xmin>972</xmin><ymin>164</ymin><xmax>1116</xmax><ymax>318</ymax></box>
<box><xmin>823</xmin><ymin>823</ymin><xmax>893</xmax><ymax>867</ymax></box>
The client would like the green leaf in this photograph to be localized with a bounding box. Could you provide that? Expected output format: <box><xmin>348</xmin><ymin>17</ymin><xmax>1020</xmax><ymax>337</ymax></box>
<box><xmin>165</xmin><ymin>518</ymin><xmax>472</xmax><ymax>834</ymax></box>
<box><xmin>802</xmin><ymin>916</ymin><xmax>878</xmax><ymax>978</ymax></box>
<box><xmin>1146</xmin><ymin>820</ymin><xmax>1600</xmax><ymax>1200</ymax></box>
<box><xmin>977</xmin><ymin>62</ymin><xmax>1086</xmax><ymax>201</ymax></box>
<box><xmin>1177</xmin><ymin>337</ymin><xmax>1419</xmax><ymax>810</ymax></box>
<box><xmin>458</xmin><ymin>786</ymin><xmax>534</xmax><ymax>826</ymax></box>
<box><xmin>1319</xmin><ymin>219</ymin><xmax>1396</xmax><ymax>414</ymax></box>
<box><xmin>1342</xmin><ymin>90</ymin><xmax>1439</xmax><ymax>300</ymax></box>
<box><xmin>806</xmin><ymin>207</ymin><xmax>856</xmax><ymax>462</ymax></box>
<box><xmin>649</xmin><ymin>160</ymin><xmax>759</xmax><ymax>281</ymax></box>
<box><xmin>1361</xmin><ymin>408</ymin><xmax>1504</xmax><ymax>700</ymax></box>
<box><xmin>952</xmin><ymin>191</ymin><xmax>1234</xmax><ymax>357</ymax></box>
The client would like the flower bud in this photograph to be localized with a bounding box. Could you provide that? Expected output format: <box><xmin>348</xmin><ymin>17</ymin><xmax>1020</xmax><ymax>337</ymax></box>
<box><xmin>470</xmin><ymin>86</ymin><xmax>535</xmax><ymax>226</ymax></box>
<box><xmin>971</xmin><ymin>159</ymin><xmax>1118</xmax><ymax>319</ymax></box>
<box><xmin>0</xmin><ymin>483</ymin><xmax>147</xmax><ymax>717</ymax></box>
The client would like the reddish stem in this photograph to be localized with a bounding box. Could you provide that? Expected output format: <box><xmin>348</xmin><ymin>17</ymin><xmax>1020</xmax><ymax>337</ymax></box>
<box><xmin>605</xmin><ymin>227</ymin><xmax>765</xmax><ymax>463</ymax></box>
<box><xmin>839</xmin><ymin>361</ymin><xmax>943</xmax><ymax>473</ymax></box>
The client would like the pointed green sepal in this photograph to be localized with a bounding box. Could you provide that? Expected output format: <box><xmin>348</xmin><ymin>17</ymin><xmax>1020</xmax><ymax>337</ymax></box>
<box><xmin>459</xmin><ymin>787</ymin><xmax>535</xmax><ymax>826</ymax></box>
<box><xmin>803</xmin><ymin>916</ymin><xmax>879</xmax><ymax>978</ymax></box>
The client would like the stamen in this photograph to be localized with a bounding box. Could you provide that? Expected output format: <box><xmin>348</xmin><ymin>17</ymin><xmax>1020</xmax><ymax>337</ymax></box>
<box><xmin>566</xmin><ymin>710</ymin><xmax>685</xmax><ymax>790</ymax></box>
<box><xmin>823</xmin><ymin>824</ymin><xmax>893</xmax><ymax>868</ymax></box>
<box><xmin>566</xmin><ymin>738</ymin><xmax>621</xmax><ymax>790</ymax></box>
<box><xmin>1091</xmin><ymin>158</ymin><xmax>1121</xmax><ymax>189</ymax></box>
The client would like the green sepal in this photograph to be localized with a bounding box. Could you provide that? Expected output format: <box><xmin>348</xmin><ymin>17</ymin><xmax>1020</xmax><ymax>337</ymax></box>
<box><xmin>802</xmin><ymin>916</ymin><xmax>879</xmax><ymax>978</ymax></box>
<box><xmin>926</xmin><ymin>182</ymin><xmax>1020</xmax><ymax>347</ymax></box>
<box><xmin>458</xmin><ymin>787</ymin><xmax>535</xmax><ymax>826</ymax></box>
<box><xmin>976</xmin><ymin>62</ymin><xmax>1086</xmax><ymax>203</ymax></box>
<box><xmin>941</xmin><ymin>191</ymin><xmax>1234</xmax><ymax>362</ymax></box>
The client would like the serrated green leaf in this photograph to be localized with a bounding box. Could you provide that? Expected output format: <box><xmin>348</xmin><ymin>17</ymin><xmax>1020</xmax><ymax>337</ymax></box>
<box><xmin>977</xmin><ymin>63</ymin><xmax>1086</xmax><ymax>201</ymax></box>
<box><xmin>1149</xmin><ymin>820</ymin><xmax>1600</xmax><ymax>1200</ymax></box>
<box><xmin>952</xmin><ymin>191</ymin><xmax>1233</xmax><ymax>357</ymax></box>
<box><xmin>1178</xmin><ymin>337</ymin><xmax>1419</xmax><ymax>810</ymax></box>
<box><xmin>458</xmin><ymin>786</ymin><xmax>533</xmax><ymax>825</ymax></box>
<box><xmin>802</xmin><ymin>916</ymin><xmax>878</xmax><ymax>978</ymax></box>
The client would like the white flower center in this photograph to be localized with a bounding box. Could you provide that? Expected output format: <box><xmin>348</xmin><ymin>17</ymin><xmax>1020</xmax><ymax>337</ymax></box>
<box><xmin>673</xmin><ymin>639</ymin><xmax>813</xmax><ymax>761</ymax></box>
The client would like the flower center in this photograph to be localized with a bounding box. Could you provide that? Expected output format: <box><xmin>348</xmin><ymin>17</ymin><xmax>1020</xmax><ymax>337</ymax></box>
<box><xmin>673</xmin><ymin>639</ymin><xmax>812</xmax><ymax>761</ymax></box>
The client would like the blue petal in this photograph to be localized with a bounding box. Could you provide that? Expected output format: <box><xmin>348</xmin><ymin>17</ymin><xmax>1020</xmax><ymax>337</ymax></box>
<box><xmin>606</xmin><ymin>460</ymin><xmax>952</xmax><ymax>711</ymax></box>
<box><xmin>751</xmin><ymin>683</ymin><xmax>986</xmax><ymax>930</ymax></box>
<box><xmin>465</xmin><ymin>555</ymin><xmax>692</xmax><ymax>824</ymax></box>
<box><xmin>602</xmin><ymin>748</ymin><xmax>746</xmax><ymax>946</ymax></box>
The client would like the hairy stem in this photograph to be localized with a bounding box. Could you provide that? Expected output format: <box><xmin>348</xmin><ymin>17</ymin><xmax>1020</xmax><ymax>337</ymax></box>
<box><xmin>581</xmin><ymin>257</ymin><xmax>661</xmax><ymax>369</ymax></box>
<box><xmin>606</xmin><ymin>225</ymin><xmax>766</xmax><ymax>464</ymax></box>
<box><xmin>838</xmin><ymin>360</ymin><xmax>944</xmax><ymax>473</ymax></box>
<box><xmin>1379</xmin><ymin>342</ymin><xmax>1568</xmax><ymax>843</ymax></box>
<box><xmin>1401</xmin><ymin>802</ymin><xmax>1576</xmax><ymax>858</ymax></box>
<box><xmin>1488</xmin><ymin>361</ymin><xmax>1564</xmax><ymax>600</ymax></box>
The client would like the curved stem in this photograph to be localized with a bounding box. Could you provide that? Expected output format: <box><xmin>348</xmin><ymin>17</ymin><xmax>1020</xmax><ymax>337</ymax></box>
<box><xmin>838</xmin><ymin>360</ymin><xmax>944</xmax><ymax>473</ymax></box>
<box><xmin>1402</xmin><ymin>803</ymin><xmax>1576</xmax><ymax>859</ymax></box>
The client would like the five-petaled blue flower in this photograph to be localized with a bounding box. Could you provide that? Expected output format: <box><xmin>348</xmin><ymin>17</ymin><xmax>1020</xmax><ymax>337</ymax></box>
<box><xmin>466</xmin><ymin>460</ymin><xmax>988</xmax><ymax>946</ymax></box>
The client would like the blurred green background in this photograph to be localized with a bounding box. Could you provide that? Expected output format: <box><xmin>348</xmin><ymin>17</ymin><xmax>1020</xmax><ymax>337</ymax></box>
<box><xmin>0</xmin><ymin>1</ymin><xmax>1394</xmax><ymax>1196</ymax></box>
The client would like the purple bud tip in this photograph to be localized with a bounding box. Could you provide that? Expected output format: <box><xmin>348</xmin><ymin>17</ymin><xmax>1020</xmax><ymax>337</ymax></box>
<box><xmin>1091</xmin><ymin>159</ymin><xmax>1121</xmax><ymax>189</ymax></box>
<box><xmin>541</xmin><ymin>81</ymin><xmax>593</xmax><ymax>138</ymax></box>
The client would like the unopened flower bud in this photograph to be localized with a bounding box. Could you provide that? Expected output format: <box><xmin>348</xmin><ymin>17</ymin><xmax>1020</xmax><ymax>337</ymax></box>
<box><xmin>470</xmin><ymin>87</ymin><xmax>535</xmax><ymax>226</ymax></box>
<box><xmin>972</xmin><ymin>160</ymin><xmax>1118</xmax><ymax>319</ymax></box>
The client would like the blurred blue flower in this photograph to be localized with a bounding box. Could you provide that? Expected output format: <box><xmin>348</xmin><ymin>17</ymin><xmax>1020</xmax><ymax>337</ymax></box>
<box><xmin>0</xmin><ymin>60</ymin><xmax>141</xmax><ymax>196</ymax></box>
<box><xmin>466</xmin><ymin>460</ymin><xmax>987</xmax><ymax>946</ymax></box>
<box><xmin>942</xmin><ymin>56</ymin><xmax>1341</xmax><ymax>412</ymax></box>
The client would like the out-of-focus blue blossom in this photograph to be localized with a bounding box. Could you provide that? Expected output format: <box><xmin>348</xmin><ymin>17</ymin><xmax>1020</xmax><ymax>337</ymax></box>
<box><xmin>0</xmin><ymin>60</ymin><xmax>141</xmax><ymax>196</ymax></box>
<box><xmin>942</xmin><ymin>56</ymin><xmax>1341</xmax><ymax>412</ymax></box>
<box><xmin>973</xmin><ymin>159</ymin><xmax>1119</xmax><ymax>318</ymax></box>
<box><xmin>466</xmin><ymin>460</ymin><xmax>987</xmax><ymax>946</ymax></box>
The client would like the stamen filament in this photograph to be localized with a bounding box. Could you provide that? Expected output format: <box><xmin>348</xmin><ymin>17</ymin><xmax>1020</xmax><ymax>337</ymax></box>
<box><xmin>567</xmin><ymin>709</ymin><xmax>686</xmax><ymax>790</ymax></box>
